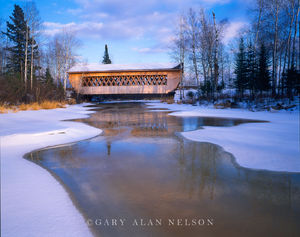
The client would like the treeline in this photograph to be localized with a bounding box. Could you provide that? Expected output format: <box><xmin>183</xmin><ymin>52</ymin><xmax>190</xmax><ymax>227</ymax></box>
<box><xmin>172</xmin><ymin>0</ymin><xmax>299</xmax><ymax>101</ymax></box>
<box><xmin>0</xmin><ymin>3</ymin><xmax>78</xmax><ymax>104</ymax></box>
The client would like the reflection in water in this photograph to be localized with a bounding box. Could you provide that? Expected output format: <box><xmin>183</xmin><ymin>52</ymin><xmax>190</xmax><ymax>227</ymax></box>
<box><xmin>27</xmin><ymin>103</ymin><xmax>300</xmax><ymax>237</ymax></box>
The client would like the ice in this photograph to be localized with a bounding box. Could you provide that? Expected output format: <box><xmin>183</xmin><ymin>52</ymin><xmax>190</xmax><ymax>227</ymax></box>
<box><xmin>1</xmin><ymin>103</ymin><xmax>102</xmax><ymax>237</ymax></box>
<box><xmin>146</xmin><ymin>102</ymin><xmax>300</xmax><ymax>173</ymax></box>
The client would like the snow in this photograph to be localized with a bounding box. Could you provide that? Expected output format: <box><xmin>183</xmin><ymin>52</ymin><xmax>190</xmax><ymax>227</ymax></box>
<box><xmin>0</xmin><ymin>103</ymin><xmax>102</xmax><ymax>237</ymax></box>
<box><xmin>174</xmin><ymin>89</ymin><xmax>198</xmax><ymax>102</ymax></box>
<box><xmin>68</xmin><ymin>62</ymin><xmax>180</xmax><ymax>73</ymax></box>
<box><xmin>146</xmin><ymin>102</ymin><xmax>300</xmax><ymax>173</ymax></box>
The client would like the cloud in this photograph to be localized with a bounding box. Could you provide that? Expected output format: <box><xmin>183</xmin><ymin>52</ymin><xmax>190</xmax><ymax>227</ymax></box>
<box><xmin>201</xmin><ymin>0</ymin><xmax>231</xmax><ymax>4</ymax></box>
<box><xmin>222</xmin><ymin>21</ymin><xmax>247</xmax><ymax>44</ymax></box>
<box><xmin>132</xmin><ymin>47</ymin><xmax>152</xmax><ymax>53</ymax></box>
<box><xmin>43</xmin><ymin>0</ymin><xmax>238</xmax><ymax>57</ymax></box>
<box><xmin>43</xmin><ymin>10</ymin><xmax>174</xmax><ymax>41</ymax></box>
<box><xmin>132</xmin><ymin>47</ymin><xmax>168</xmax><ymax>54</ymax></box>
<box><xmin>43</xmin><ymin>21</ymin><xmax>104</xmax><ymax>37</ymax></box>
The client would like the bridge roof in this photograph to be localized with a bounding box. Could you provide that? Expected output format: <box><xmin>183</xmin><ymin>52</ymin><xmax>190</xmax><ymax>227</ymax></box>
<box><xmin>68</xmin><ymin>62</ymin><xmax>181</xmax><ymax>73</ymax></box>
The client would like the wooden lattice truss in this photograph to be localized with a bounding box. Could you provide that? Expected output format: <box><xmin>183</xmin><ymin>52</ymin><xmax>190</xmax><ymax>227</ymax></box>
<box><xmin>82</xmin><ymin>74</ymin><xmax>168</xmax><ymax>87</ymax></box>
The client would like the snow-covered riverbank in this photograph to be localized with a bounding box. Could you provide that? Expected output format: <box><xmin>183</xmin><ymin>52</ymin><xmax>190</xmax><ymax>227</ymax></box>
<box><xmin>1</xmin><ymin>104</ymin><xmax>101</xmax><ymax>237</ymax></box>
<box><xmin>147</xmin><ymin>102</ymin><xmax>300</xmax><ymax>173</ymax></box>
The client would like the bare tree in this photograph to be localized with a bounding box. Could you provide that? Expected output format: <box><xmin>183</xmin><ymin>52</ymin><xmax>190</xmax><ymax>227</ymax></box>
<box><xmin>291</xmin><ymin>0</ymin><xmax>299</xmax><ymax>67</ymax></box>
<box><xmin>170</xmin><ymin>14</ymin><xmax>188</xmax><ymax>99</ymax></box>
<box><xmin>254</xmin><ymin>0</ymin><xmax>265</xmax><ymax>49</ymax></box>
<box><xmin>24</xmin><ymin>23</ymin><xmax>29</xmax><ymax>91</ymax></box>
<box><xmin>47</xmin><ymin>29</ymin><xmax>80</xmax><ymax>93</ymax></box>
<box><xmin>212</xmin><ymin>12</ymin><xmax>219</xmax><ymax>94</ymax></box>
<box><xmin>24</xmin><ymin>1</ymin><xmax>42</xmax><ymax>91</ymax></box>
<box><xmin>199</xmin><ymin>8</ymin><xmax>213</xmax><ymax>95</ymax></box>
<box><xmin>271</xmin><ymin>0</ymin><xmax>281</xmax><ymax>96</ymax></box>
<box><xmin>61</xmin><ymin>29</ymin><xmax>80</xmax><ymax>91</ymax></box>
<box><xmin>0</xmin><ymin>18</ymin><xmax>6</xmax><ymax>75</ymax></box>
<box><xmin>186</xmin><ymin>8</ymin><xmax>200</xmax><ymax>87</ymax></box>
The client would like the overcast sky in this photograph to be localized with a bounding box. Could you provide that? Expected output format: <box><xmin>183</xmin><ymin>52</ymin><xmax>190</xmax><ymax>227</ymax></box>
<box><xmin>0</xmin><ymin>0</ymin><xmax>253</xmax><ymax>64</ymax></box>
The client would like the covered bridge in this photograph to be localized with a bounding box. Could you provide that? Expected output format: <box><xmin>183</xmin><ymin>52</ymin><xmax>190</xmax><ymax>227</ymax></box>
<box><xmin>67</xmin><ymin>63</ymin><xmax>182</xmax><ymax>97</ymax></box>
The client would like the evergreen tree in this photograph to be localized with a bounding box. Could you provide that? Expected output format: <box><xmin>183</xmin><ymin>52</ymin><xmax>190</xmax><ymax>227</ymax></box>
<box><xmin>257</xmin><ymin>43</ymin><xmax>270</xmax><ymax>94</ymax></box>
<box><xmin>246</xmin><ymin>42</ymin><xmax>257</xmax><ymax>98</ymax></box>
<box><xmin>44</xmin><ymin>67</ymin><xmax>54</xmax><ymax>86</ymax></box>
<box><xmin>57</xmin><ymin>80</ymin><xmax>65</xmax><ymax>100</ymax></box>
<box><xmin>282</xmin><ymin>64</ymin><xmax>299</xmax><ymax>100</ymax></box>
<box><xmin>102</xmin><ymin>44</ymin><xmax>111</xmax><ymax>64</ymax></box>
<box><xmin>3</xmin><ymin>4</ymin><xmax>27</xmax><ymax>75</ymax></box>
<box><xmin>234</xmin><ymin>38</ymin><xmax>247</xmax><ymax>97</ymax></box>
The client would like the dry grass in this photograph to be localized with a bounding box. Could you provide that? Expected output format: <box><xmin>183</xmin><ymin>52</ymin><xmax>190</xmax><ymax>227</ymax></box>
<box><xmin>0</xmin><ymin>100</ymin><xmax>68</xmax><ymax>113</ymax></box>
<box><xmin>67</xmin><ymin>98</ymin><xmax>77</xmax><ymax>105</ymax></box>
<box><xmin>0</xmin><ymin>105</ymin><xmax>8</xmax><ymax>113</ymax></box>
<box><xmin>39</xmin><ymin>101</ymin><xmax>66</xmax><ymax>109</ymax></box>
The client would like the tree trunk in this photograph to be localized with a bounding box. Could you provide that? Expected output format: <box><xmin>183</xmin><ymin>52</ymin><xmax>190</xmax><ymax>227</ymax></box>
<box><xmin>282</xmin><ymin>1</ymin><xmax>295</xmax><ymax>95</ymax></box>
<box><xmin>298</xmin><ymin>13</ymin><xmax>300</xmax><ymax>70</ymax></box>
<box><xmin>272</xmin><ymin>1</ymin><xmax>279</xmax><ymax>97</ymax></box>
<box><xmin>24</xmin><ymin>25</ymin><xmax>29</xmax><ymax>92</ymax></box>
<box><xmin>30</xmin><ymin>36</ymin><xmax>34</xmax><ymax>91</ymax></box>
<box><xmin>64</xmin><ymin>45</ymin><xmax>69</xmax><ymax>92</ymax></box>
<box><xmin>213</xmin><ymin>12</ymin><xmax>219</xmax><ymax>97</ymax></box>
<box><xmin>278</xmin><ymin>50</ymin><xmax>282</xmax><ymax>96</ymax></box>
<box><xmin>191</xmin><ymin>29</ymin><xmax>199</xmax><ymax>87</ymax></box>
<box><xmin>291</xmin><ymin>2</ymin><xmax>299</xmax><ymax>67</ymax></box>
<box><xmin>255</xmin><ymin>0</ymin><xmax>263</xmax><ymax>50</ymax></box>
<box><xmin>283</xmin><ymin>0</ymin><xmax>295</xmax><ymax>74</ymax></box>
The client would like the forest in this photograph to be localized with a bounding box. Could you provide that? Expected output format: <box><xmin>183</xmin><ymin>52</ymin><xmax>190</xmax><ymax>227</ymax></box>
<box><xmin>172</xmin><ymin>0</ymin><xmax>299</xmax><ymax>104</ymax></box>
<box><xmin>0</xmin><ymin>0</ymin><xmax>299</xmax><ymax>108</ymax></box>
<box><xmin>0</xmin><ymin>3</ymin><xmax>78</xmax><ymax>105</ymax></box>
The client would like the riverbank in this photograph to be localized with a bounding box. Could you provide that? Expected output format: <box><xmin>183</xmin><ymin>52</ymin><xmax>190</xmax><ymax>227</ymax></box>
<box><xmin>0</xmin><ymin>103</ymin><xmax>101</xmax><ymax>237</ymax></box>
<box><xmin>147</xmin><ymin>102</ymin><xmax>300</xmax><ymax>173</ymax></box>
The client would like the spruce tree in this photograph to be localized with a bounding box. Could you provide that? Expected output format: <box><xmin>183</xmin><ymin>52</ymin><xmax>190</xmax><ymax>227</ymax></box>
<box><xmin>102</xmin><ymin>44</ymin><xmax>112</xmax><ymax>64</ymax></box>
<box><xmin>246</xmin><ymin>42</ymin><xmax>257</xmax><ymax>98</ymax></box>
<box><xmin>45</xmin><ymin>67</ymin><xmax>54</xmax><ymax>86</ymax></box>
<box><xmin>234</xmin><ymin>38</ymin><xmax>247</xmax><ymax>98</ymax></box>
<box><xmin>282</xmin><ymin>64</ymin><xmax>299</xmax><ymax>100</ymax></box>
<box><xmin>3</xmin><ymin>4</ymin><xmax>27</xmax><ymax>75</ymax></box>
<box><xmin>257</xmin><ymin>43</ymin><xmax>270</xmax><ymax>94</ymax></box>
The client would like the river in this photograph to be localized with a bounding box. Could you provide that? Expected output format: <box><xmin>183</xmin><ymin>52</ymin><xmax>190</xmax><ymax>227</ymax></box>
<box><xmin>26</xmin><ymin>102</ymin><xmax>300</xmax><ymax>237</ymax></box>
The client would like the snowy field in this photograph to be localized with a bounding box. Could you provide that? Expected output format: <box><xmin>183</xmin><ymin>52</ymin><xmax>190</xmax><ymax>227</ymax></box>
<box><xmin>147</xmin><ymin>102</ymin><xmax>300</xmax><ymax>173</ymax></box>
<box><xmin>0</xmin><ymin>104</ymin><xmax>101</xmax><ymax>237</ymax></box>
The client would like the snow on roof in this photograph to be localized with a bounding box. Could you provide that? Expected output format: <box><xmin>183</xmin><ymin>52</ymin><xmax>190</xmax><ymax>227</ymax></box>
<box><xmin>68</xmin><ymin>62</ymin><xmax>181</xmax><ymax>73</ymax></box>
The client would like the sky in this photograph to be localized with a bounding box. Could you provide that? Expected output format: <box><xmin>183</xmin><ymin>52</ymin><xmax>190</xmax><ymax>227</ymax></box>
<box><xmin>0</xmin><ymin>0</ymin><xmax>253</xmax><ymax>64</ymax></box>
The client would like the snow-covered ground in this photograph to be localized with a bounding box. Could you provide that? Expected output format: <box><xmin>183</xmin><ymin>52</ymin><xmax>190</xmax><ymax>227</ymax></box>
<box><xmin>0</xmin><ymin>104</ymin><xmax>101</xmax><ymax>237</ymax></box>
<box><xmin>147</xmin><ymin>102</ymin><xmax>300</xmax><ymax>173</ymax></box>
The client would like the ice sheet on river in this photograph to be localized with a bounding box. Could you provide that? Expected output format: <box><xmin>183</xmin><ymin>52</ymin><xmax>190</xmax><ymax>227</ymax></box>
<box><xmin>147</xmin><ymin>102</ymin><xmax>300</xmax><ymax>173</ymax></box>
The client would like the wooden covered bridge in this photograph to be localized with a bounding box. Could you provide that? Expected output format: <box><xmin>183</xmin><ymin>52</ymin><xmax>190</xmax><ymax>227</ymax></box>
<box><xmin>67</xmin><ymin>63</ymin><xmax>182</xmax><ymax>98</ymax></box>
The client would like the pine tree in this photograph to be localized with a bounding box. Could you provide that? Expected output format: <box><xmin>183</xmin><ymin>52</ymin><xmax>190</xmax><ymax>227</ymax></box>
<box><xmin>57</xmin><ymin>80</ymin><xmax>65</xmax><ymax>100</ymax></box>
<box><xmin>102</xmin><ymin>44</ymin><xmax>111</xmax><ymax>64</ymax></box>
<box><xmin>246</xmin><ymin>42</ymin><xmax>257</xmax><ymax>98</ymax></box>
<box><xmin>3</xmin><ymin>5</ymin><xmax>27</xmax><ymax>75</ymax></box>
<box><xmin>234</xmin><ymin>38</ymin><xmax>247</xmax><ymax>97</ymax></box>
<box><xmin>257</xmin><ymin>43</ymin><xmax>270</xmax><ymax>94</ymax></box>
<box><xmin>282</xmin><ymin>64</ymin><xmax>299</xmax><ymax>100</ymax></box>
<box><xmin>45</xmin><ymin>67</ymin><xmax>54</xmax><ymax>86</ymax></box>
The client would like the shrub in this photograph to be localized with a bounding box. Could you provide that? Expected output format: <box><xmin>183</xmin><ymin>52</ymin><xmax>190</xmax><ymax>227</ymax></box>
<box><xmin>186</xmin><ymin>91</ymin><xmax>194</xmax><ymax>99</ymax></box>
